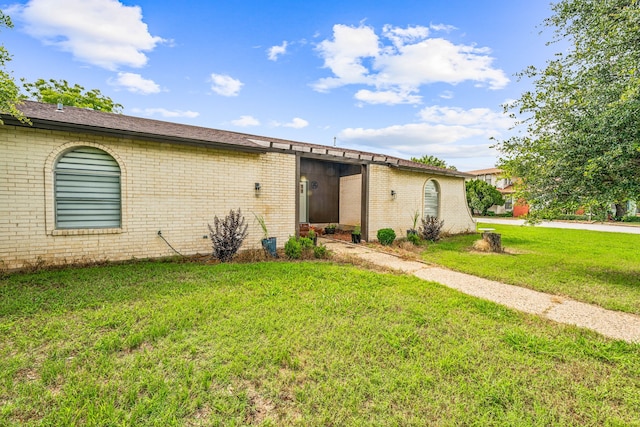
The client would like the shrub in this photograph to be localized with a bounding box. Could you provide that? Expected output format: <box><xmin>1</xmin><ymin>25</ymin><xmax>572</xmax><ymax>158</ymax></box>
<box><xmin>285</xmin><ymin>236</ymin><xmax>327</xmax><ymax>259</ymax></box>
<box><xmin>208</xmin><ymin>208</ymin><xmax>248</xmax><ymax>262</ymax></box>
<box><xmin>313</xmin><ymin>244</ymin><xmax>329</xmax><ymax>259</ymax></box>
<box><xmin>377</xmin><ymin>228</ymin><xmax>396</xmax><ymax>246</ymax></box>
<box><xmin>407</xmin><ymin>232</ymin><xmax>421</xmax><ymax>245</ymax></box>
<box><xmin>419</xmin><ymin>216</ymin><xmax>444</xmax><ymax>242</ymax></box>
<box><xmin>621</xmin><ymin>216</ymin><xmax>640</xmax><ymax>223</ymax></box>
<box><xmin>284</xmin><ymin>236</ymin><xmax>302</xmax><ymax>259</ymax></box>
<box><xmin>299</xmin><ymin>236</ymin><xmax>314</xmax><ymax>250</ymax></box>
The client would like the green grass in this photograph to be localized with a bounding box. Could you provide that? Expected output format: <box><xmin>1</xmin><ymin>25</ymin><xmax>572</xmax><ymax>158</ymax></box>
<box><xmin>423</xmin><ymin>224</ymin><xmax>640</xmax><ymax>315</ymax></box>
<box><xmin>1</xmin><ymin>261</ymin><xmax>639</xmax><ymax>426</ymax></box>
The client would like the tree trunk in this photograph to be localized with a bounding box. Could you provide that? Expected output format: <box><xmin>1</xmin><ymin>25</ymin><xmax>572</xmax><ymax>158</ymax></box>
<box><xmin>615</xmin><ymin>203</ymin><xmax>627</xmax><ymax>219</ymax></box>
<box><xmin>482</xmin><ymin>232</ymin><xmax>502</xmax><ymax>253</ymax></box>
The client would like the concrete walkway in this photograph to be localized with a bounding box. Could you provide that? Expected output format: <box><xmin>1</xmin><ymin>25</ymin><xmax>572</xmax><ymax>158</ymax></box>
<box><xmin>479</xmin><ymin>217</ymin><xmax>640</xmax><ymax>234</ymax></box>
<box><xmin>321</xmin><ymin>238</ymin><xmax>640</xmax><ymax>343</ymax></box>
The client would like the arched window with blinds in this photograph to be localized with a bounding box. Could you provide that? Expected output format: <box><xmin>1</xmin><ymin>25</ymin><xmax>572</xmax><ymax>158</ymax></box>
<box><xmin>423</xmin><ymin>179</ymin><xmax>440</xmax><ymax>218</ymax></box>
<box><xmin>54</xmin><ymin>147</ymin><xmax>121</xmax><ymax>229</ymax></box>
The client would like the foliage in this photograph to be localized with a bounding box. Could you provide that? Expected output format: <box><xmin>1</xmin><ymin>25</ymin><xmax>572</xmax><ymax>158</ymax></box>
<box><xmin>253</xmin><ymin>213</ymin><xmax>269</xmax><ymax>239</ymax></box>
<box><xmin>465</xmin><ymin>179</ymin><xmax>505</xmax><ymax>215</ymax></box>
<box><xmin>423</xmin><ymin>223</ymin><xmax>640</xmax><ymax>314</ymax></box>
<box><xmin>313</xmin><ymin>244</ymin><xmax>329</xmax><ymax>258</ymax></box>
<box><xmin>352</xmin><ymin>224</ymin><xmax>361</xmax><ymax>235</ymax></box>
<box><xmin>284</xmin><ymin>236</ymin><xmax>316</xmax><ymax>259</ymax></box>
<box><xmin>21</xmin><ymin>78</ymin><xmax>123</xmax><ymax>113</ymax></box>
<box><xmin>497</xmin><ymin>0</ymin><xmax>640</xmax><ymax>220</ymax></box>
<box><xmin>411</xmin><ymin>154</ymin><xmax>458</xmax><ymax>170</ymax></box>
<box><xmin>326</xmin><ymin>223</ymin><xmax>336</xmax><ymax>230</ymax></box>
<box><xmin>409</xmin><ymin>209</ymin><xmax>420</xmax><ymax>230</ymax></box>
<box><xmin>621</xmin><ymin>215</ymin><xmax>640</xmax><ymax>223</ymax></box>
<box><xmin>0</xmin><ymin>10</ymin><xmax>26</xmax><ymax>124</ymax></box>
<box><xmin>308</xmin><ymin>228</ymin><xmax>316</xmax><ymax>239</ymax></box>
<box><xmin>284</xmin><ymin>236</ymin><xmax>302</xmax><ymax>259</ymax></box>
<box><xmin>419</xmin><ymin>215</ymin><xmax>445</xmax><ymax>242</ymax></box>
<box><xmin>377</xmin><ymin>228</ymin><xmax>396</xmax><ymax>245</ymax></box>
<box><xmin>407</xmin><ymin>232</ymin><xmax>421</xmax><ymax>245</ymax></box>
<box><xmin>2</xmin><ymin>262</ymin><xmax>640</xmax><ymax>425</ymax></box>
<box><xmin>208</xmin><ymin>208</ymin><xmax>248</xmax><ymax>262</ymax></box>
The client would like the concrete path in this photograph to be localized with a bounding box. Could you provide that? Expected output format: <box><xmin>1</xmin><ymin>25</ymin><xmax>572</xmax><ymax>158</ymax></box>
<box><xmin>478</xmin><ymin>217</ymin><xmax>640</xmax><ymax>234</ymax></box>
<box><xmin>321</xmin><ymin>238</ymin><xmax>640</xmax><ymax>343</ymax></box>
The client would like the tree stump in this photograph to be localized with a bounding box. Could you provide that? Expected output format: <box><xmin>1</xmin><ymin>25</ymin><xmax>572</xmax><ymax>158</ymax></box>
<box><xmin>482</xmin><ymin>232</ymin><xmax>502</xmax><ymax>253</ymax></box>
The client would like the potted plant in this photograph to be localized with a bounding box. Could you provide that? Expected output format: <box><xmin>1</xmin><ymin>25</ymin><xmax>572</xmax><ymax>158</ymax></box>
<box><xmin>324</xmin><ymin>223</ymin><xmax>336</xmax><ymax>234</ymax></box>
<box><xmin>351</xmin><ymin>224</ymin><xmax>361</xmax><ymax>244</ymax></box>
<box><xmin>254</xmin><ymin>213</ymin><xmax>277</xmax><ymax>257</ymax></box>
<box><xmin>407</xmin><ymin>210</ymin><xmax>420</xmax><ymax>236</ymax></box>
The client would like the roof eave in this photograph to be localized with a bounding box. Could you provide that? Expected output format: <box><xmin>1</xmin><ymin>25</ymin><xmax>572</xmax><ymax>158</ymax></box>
<box><xmin>2</xmin><ymin>115</ymin><xmax>269</xmax><ymax>154</ymax></box>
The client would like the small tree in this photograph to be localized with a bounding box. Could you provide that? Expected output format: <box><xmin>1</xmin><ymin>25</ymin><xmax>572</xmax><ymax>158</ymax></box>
<box><xmin>465</xmin><ymin>180</ymin><xmax>505</xmax><ymax>216</ymax></box>
<box><xmin>411</xmin><ymin>154</ymin><xmax>457</xmax><ymax>170</ymax></box>
<box><xmin>0</xmin><ymin>10</ymin><xmax>26</xmax><ymax>124</ymax></box>
<box><xmin>208</xmin><ymin>208</ymin><xmax>248</xmax><ymax>262</ymax></box>
<box><xmin>21</xmin><ymin>78</ymin><xmax>123</xmax><ymax>113</ymax></box>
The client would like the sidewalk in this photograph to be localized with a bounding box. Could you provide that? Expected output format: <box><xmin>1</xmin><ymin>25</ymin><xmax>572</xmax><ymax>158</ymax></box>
<box><xmin>321</xmin><ymin>238</ymin><xmax>640</xmax><ymax>343</ymax></box>
<box><xmin>478</xmin><ymin>217</ymin><xmax>640</xmax><ymax>234</ymax></box>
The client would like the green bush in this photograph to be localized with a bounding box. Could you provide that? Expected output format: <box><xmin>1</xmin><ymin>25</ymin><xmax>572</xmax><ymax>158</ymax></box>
<box><xmin>284</xmin><ymin>237</ymin><xmax>302</xmax><ymax>259</ymax></box>
<box><xmin>621</xmin><ymin>216</ymin><xmax>640</xmax><ymax>223</ymax></box>
<box><xmin>299</xmin><ymin>237</ymin><xmax>314</xmax><ymax>249</ymax></box>
<box><xmin>377</xmin><ymin>228</ymin><xmax>396</xmax><ymax>246</ymax></box>
<box><xmin>313</xmin><ymin>244</ymin><xmax>329</xmax><ymax>258</ymax></box>
<box><xmin>407</xmin><ymin>232</ymin><xmax>421</xmax><ymax>245</ymax></box>
<box><xmin>285</xmin><ymin>236</ymin><xmax>325</xmax><ymax>259</ymax></box>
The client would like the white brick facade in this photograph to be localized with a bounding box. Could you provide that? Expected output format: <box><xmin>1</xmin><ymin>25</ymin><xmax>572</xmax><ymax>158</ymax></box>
<box><xmin>1</xmin><ymin>114</ymin><xmax>474</xmax><ymax>270</ymax></box>
<box><xmin>367</xmin><ymin>165</ymin><xmax>474</xmax><ymax>241</ymax></box>
<box><xmin>1</xmin><ymin>125</ymin><xmax>295</xmax><ymax>270</ymax></box>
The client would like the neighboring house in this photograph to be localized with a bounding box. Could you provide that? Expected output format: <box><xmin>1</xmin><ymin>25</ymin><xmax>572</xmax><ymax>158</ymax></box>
<box><xmin>0</xmin><ymin>101</ymin><xmax>475</xmax><ymax>270</ymax></box>
<box><xmin>466</xmin><ymin>168</ymin><xmax>529</xmax><ymax>217</ymax></box>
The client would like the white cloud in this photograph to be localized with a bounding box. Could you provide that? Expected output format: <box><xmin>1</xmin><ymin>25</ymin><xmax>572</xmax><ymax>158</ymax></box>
<box><xmin>232</xmin><ymin>115</ymin><xmax>260</xmax><ymax>127</ymax></box>
<box><xmin>132</xmin><ymin>108</ymin><xmax>199</xmax><ymax>118</ymax></box>
<box><xmin>273</xmin><ymin>117</ymin><xmax>309</xmax><ymax>129</ymax></box>
<box><xmin>110</xmin><ymin>72</ymin><xmax>161</xmax><ymax>94</ymax></box>
<box><xmin>312</xmin><ymin>23</ymin><xmax>509</xmax><ymax>105</ymax></box>
<box><xmin>209</xmin><ymin>73</ymin><xmax>243</xmax><ymax>96</ymax></box>
<box><xmin>429</xmin><ymin>23</ymin><xmax>457</xmax><ymax>33</ymax></box>
<box><xmin>338</xmin><ymin>105</ymin><xmax>515</xmax><ymax>159</ymax></box>
<box><xmin>267</xmin><ymin>41</ymin><xmax>288</xmax><ymax>61</ymax></box>
<box><xmin>418</xmin><ymin>106</ymin><xmax>513</xmax><ymax>128</ymax></box>
<box><xmin>355</xmin><ymin>89</ymin><xmax>421</xmax><ymax>105</ymax></box>
<box><xmin>11</xmin><ymin>0</ymin><xmax>165</xmax><ymax>70</ymax></box>
<box><xmin>439</xmin><ymin>90</ymin><xmax>454</xmax><ymax>99</ymax></box>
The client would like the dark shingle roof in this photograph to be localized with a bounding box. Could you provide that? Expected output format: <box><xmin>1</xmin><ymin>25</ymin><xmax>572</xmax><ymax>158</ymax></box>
<box><xmin>3</xmin><ymin>101</ymin><xmax>473</xmax><ymax>178</ymax></box>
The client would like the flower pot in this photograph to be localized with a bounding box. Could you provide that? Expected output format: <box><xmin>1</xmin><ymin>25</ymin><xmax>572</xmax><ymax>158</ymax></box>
<box><xmin>351</xmin><ymin>233</ymin><xmax>361</xmax><ymax>244</ymax></box>
<box><xmin>261</xmin><ymin>237</ymin><xmax>277</xmax><ymax>257</ymax></box>
<box><xmin>324</xmin><ymin>228</ymin><xmax>335</xmax><ymax>234</ymax></box>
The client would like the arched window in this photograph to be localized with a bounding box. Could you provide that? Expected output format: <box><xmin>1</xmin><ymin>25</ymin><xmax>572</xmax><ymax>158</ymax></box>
<box><xmin>54</xmin><ymin>147</ymin><xmax>121</xmax><ymax>229</ymax></box>
<box><xmin>423</xmin><ymin>179</ymin><xmax>440</xmax><ymax>218</ymax></box>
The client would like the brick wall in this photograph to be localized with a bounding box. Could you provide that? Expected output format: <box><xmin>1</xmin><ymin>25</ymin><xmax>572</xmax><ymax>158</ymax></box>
<box><xmin>339</xmin><ymin>174</ymin><xmax>361</xmax><ymax>226</ymax></box>
<box><xmin>0</xmin><ymin>125</ymin><xmax>296</xmax><ymax>270</ymax></box>
<box><xmin>367</xmin><ymin>165</ymin><xmax>474</xmax><ymax>241</ymax></box>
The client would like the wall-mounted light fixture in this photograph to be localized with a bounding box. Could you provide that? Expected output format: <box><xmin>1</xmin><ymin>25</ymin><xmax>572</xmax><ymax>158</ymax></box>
<box><xmin>255</xmin><ymin>182</ymin><xmax>261</xmax><ymax>195</ymax></box>
<box><xmin>391</xmin><ymin>190</ymin><xmax>397</xmax><ymax>200</ymax></box>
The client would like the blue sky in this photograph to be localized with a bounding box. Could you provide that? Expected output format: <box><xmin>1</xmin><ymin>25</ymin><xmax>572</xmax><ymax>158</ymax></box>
<box><xmin>2</xmin><ymin>0</ymin><xmax>556</xmax><ymax>170</ymax></box>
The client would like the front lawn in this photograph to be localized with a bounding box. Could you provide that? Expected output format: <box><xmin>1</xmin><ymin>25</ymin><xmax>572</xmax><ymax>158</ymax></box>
<box><xmin>423</xmin><ymin>224</ymin><xmax>640</xmax><ymax>314</ymax></box>
<box><xmin>1</xmin><ymin>261</ymin><xmax>639</xmax><ymax>426</ymax></box>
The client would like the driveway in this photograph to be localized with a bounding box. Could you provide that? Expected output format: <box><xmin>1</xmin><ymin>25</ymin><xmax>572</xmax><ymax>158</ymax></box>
<box><xmin>477</xmin><ymin>217</ymin><xmax>640</xmax><ymax>234</ymax></box>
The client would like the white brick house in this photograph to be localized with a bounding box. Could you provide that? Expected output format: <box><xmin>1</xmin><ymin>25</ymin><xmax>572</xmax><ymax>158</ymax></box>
<box><xmin>0</xmin><ymin>101</ymin><xmax>474</xmax><ymax>270</ymax></box>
